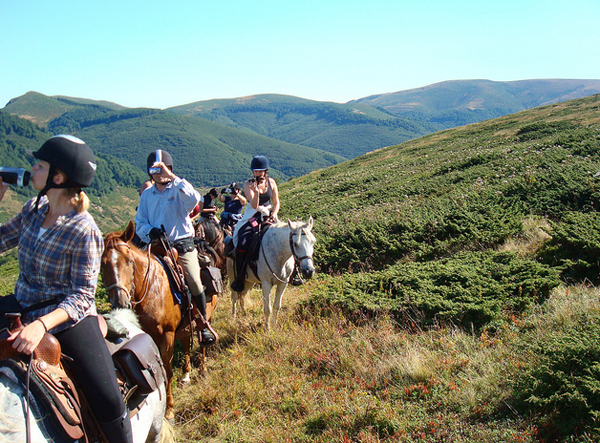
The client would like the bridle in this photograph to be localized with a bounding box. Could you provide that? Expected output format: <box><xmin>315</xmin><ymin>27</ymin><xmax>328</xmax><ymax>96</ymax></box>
<box><xmin>260</xmin><ymin>228</ymin><xmax>314</xmax><ymax>284</ymax></box>
<box><xmin>104</xmin><ymin>239</ymin><xmax>153</xmax><ymax>308</ymax></box>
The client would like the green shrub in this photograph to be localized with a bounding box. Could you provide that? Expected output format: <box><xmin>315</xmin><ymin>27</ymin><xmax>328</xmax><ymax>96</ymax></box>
<box><xmin>302</xmin><ymin>250</ymin><xmax>560</xmax><ymax>331</ymax></box>
<box><xmin>510</xmin><ymin>317</ymin><xmax>600</xmax><ymax>441</ymax></box>
<box><xmin>539</xmin><ymin>211</ymin><xmax>600</xmax><ymax>284</ymax></box>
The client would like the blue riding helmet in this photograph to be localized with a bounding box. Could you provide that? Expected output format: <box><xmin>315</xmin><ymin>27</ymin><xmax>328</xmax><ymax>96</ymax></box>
<box><xmin>250</xmin><ymin>155</ymin><xmax>269</xmax><ymax>171</ymax></box>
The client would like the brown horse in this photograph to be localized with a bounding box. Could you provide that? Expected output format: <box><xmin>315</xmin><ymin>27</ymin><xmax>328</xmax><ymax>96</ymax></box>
<box><xmin>101</xmin><ymin>221</ymin><xmax>217</xmax><ymax>420</ymax></box>
<box><xmin>193</xmin><ymin>216</ymin><xmax>227</xmax><ymax>277</ymax></box>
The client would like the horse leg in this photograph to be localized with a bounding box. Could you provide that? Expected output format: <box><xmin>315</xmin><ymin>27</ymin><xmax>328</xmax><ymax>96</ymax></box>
<box><xmin>231</xmin><ymin>289</ymin><xmax>240</xmax><ymax>317</ymax></box>
<box><xmin>271</xmin><ymin>282</ymin><xmax>288</xmax><ymax>329</ymax></box>
<box><xmin>156</xmin><ymin>331</ymin><xmax>176</xmax><ymax>421</ymax></box>
<box><xmin>197</xmin><ymin>348</ymin><xmax>207</xmax><ymax>375</ymax></box>
<box><xmin>179</xmin><ymin>332</ymin><xmax>192</xmax><ymax>384</ymax></box>
<box><xmin>261</xmin><ymin>281</ymin><xmax>274</xmax><ymax>331</ymax></box>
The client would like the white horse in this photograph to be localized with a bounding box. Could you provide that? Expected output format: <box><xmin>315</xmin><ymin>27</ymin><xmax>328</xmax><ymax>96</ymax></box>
<box><xmin>227</xmin><ymin>217</ymin><xmax>316</xmax><ymax>330</ymax></box>
<box><xmin>0</xmin><ymin>308</ymin><xmax>170</xmax><ymax>443</ymax></box>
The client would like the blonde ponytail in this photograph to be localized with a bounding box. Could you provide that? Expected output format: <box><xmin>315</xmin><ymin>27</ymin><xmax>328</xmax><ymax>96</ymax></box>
<box><xmin>65</xmin><ymin>188</ymin><xmax>90</xmax><ymax>212</ymax></box>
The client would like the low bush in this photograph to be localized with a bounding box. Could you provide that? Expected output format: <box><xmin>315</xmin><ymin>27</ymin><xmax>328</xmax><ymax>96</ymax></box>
<box><xmin>302</xmin><ymin>250</ymin><xmax>560</xmax><ymax>332</ymax></box>
<box><xmin>509</xmin><ymin>306</ymin><xmax>600</xmax><ymax>441</ymax></box>
<box><xmin>538</xmin><ymin>211</ymin><xmax>600</xmax><ymax>284</ymax></box>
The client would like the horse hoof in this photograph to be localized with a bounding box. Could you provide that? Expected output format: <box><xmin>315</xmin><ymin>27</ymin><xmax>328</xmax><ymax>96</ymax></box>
<box><xmin>179</xmin><ymin>373</ymin><xmax>191</xmax><ymax>385</ymax></box>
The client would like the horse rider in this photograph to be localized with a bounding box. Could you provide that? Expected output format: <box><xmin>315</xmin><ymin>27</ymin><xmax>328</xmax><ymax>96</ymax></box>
<box><xmin>230</xmin><ymin>155</ymin><xmax>280</xmax><ymax>292</ymax></box>
<box><xmin>135</xmin><ymin>149</ymin><xmax>216</xmax><ymax>346</ymax></box>
<box><xmin>199</xmin><ymin>188</ymin><xmax>219</xmax><ymax>221</ymax></box>
<box><xmin>0</xmin><ymin>135</ymin><xmax>133</xmax><ymax>443</ymax></box>
<box><xmin>219</xmin><ymin>182</ymin><xmax>247</xmax><ymax>230</ymax></box>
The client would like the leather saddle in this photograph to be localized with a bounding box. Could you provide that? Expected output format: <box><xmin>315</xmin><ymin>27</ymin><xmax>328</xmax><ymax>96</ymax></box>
<box><xmin>0</xmin><ymin>313</ymin><xmax>166</xmax><ymax>443</ymax></box>
<box><xmin>243</xmin><ymin>215</ymin><xmax>274</xmax><ymax>278</ymax></box>
<box><xmin>148</xmin><ymin>239</ymin><xmax>191</xmax><ymax>309</ymax></box>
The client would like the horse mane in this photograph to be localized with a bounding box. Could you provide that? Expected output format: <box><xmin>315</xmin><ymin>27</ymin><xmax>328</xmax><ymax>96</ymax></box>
<box><xmin>111</xmin><ymin>308</ymin><xmax>141</xmax><ymax>329</ymax></box>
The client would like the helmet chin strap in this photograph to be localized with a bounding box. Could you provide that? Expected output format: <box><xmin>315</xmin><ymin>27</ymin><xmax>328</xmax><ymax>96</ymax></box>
<box><xmin>33</xmin><ymin>165</ymin><xmax>79</xmax><ymax>212</ymax></box>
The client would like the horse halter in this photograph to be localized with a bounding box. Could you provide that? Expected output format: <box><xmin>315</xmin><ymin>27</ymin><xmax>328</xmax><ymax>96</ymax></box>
<box><xmin>104</xmin><ymin>239</ymin><xmax>151</xmax><ymax>309</ymax></box>
<box><xmin>289</xmin><ymin>229</ymin><xmax>314</xmax><ymax>265</ymax></box>
<box><xmin>260</xmin><ymin>227</ymin><xmax>314</xmax><ymax>284</ymax></box>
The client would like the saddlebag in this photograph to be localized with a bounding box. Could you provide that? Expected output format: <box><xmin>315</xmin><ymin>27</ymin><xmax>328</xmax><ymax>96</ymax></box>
<box><xmin>112</xmin><ymin>332</ymin><xmax>166</xmax><ymax>396</ymax></box>
<box><xmin>201</xmin><ymin>266</ymin><xmax>223</xmax><ymax>296</ymax></box>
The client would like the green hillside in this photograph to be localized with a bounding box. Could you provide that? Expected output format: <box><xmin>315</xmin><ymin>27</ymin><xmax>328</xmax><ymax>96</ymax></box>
<box><xmin>353</xmin><ymin>79</ymin><xmax>600</xmax><ymax>128</ymax></box>
<box><xmin>2</xmin><ymin>92</ymin><xmax>125</xmax><ymax>127</ymax></box>
<box><xmin>0</xmin><ymin>111</ymin><xmax>147</xmax><ymax>231</ymax></box>
<box><xmin>167</xmin><ymin>94</ymin><xmax>438</xmax><ymax>159</ymax></box>
<box><xmin>2</xmin><ymin>93</ymin><xmax>345</xmax><ymax>187</ymax></box>
<box><xmin>75</xmin><ymin>109</ymin><xmax>344</xmax><ymax>187</ymax></box>
<box><xmin>278</xmin><ymin>93</ymin><xmax>600</xmax><ymax>328</ymax></box>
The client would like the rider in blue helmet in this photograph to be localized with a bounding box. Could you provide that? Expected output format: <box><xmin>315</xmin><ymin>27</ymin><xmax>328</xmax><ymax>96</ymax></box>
<box><xmin>230</xmin><ymin>155</ymin><xmax>280</xmax><ymax>292</ymax></box>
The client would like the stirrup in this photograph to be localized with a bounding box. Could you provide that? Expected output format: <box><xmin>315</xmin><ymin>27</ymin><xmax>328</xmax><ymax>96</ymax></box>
<box><xmin>194</xmin><ymin>314</ymin><xmax>219</xmax><ymax>347</ymax></box>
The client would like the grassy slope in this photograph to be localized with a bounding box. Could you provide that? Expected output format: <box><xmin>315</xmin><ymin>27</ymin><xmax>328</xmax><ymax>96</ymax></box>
<box><xmin>280</xmin><ymin>93</ymin><xmax>600</xmax><ymax>273</ymax></box>
<box><xmin>173</xmin><ymin>282</ymin><xmax>600</xmax><ymax>443</ymax></box>
<box><xmin>354</xmin><ymin>79</ymin><xmax>600</xmax><ymax>128</ymax></box>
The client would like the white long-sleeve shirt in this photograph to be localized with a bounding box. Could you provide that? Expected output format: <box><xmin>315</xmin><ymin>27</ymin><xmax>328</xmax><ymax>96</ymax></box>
<box><xmin>135</xmin><ymin>177</ymin><xmax>200</xmax><ymax>243</ymax></box>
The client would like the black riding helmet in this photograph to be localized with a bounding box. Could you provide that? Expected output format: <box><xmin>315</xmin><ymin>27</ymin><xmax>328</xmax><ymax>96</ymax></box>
<box><xmin>146</xmin><ymin>149</ymin><xmax>174</xmax><ymax>177</ymax></box>
<box><xmin>30</xmin><ymin>135</ymin><xmax>97</xmax><ymax>188</ymax></box>
<box><xmin>28</xmin><ymin>135</ymin><xmax>97</xmax><ymax>211</ymax></box>
<box><xmin>250</xmin><ymin>155</ymin><xmax>269</xmax><ymax>171</ymax></box>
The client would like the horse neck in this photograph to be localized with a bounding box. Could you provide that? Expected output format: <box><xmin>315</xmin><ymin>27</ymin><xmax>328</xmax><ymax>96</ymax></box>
<box><xmin>130</xmin><ymin>245</ymin><xmax>152</xmax><ymax>296</ymax></box>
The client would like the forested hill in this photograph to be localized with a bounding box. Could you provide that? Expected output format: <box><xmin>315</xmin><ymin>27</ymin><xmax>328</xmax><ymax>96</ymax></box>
<box><xmin>166</xmin><ymin>94</ymin><xmax>438</xmax><ymax>159</ymax></box>
<box><xmin>0</xmin><ymin>112</ymin><xmax>146</xmax><ymax>201</ymax></box>
<box><xmin>2</xmin><ymin>92</ymin><xmax>344</xmax><ymax>186</ymax></box>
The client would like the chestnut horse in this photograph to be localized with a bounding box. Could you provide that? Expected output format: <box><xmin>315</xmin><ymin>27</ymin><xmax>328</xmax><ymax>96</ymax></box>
<box><xmin>193</xmin><ymin>216</ymin><xmax>227</xmax><ymax>277</ymax></box>
<box><xmin>101</xmin><ymin>221</ymin><xmax>217</xmax><ymax>420</ymax></box>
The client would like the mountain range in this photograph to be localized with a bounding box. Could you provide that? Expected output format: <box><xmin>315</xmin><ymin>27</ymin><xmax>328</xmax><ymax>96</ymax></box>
<box><xmin>2</xmin><ymin>79</ymin><xmax>600</xmax><ymax>189</ymax></box>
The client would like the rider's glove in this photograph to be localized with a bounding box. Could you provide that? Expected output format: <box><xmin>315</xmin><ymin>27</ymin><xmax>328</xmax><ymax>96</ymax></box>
<box><xmin>149</xmin><ymin>227</ymin><xmax>163</xmax><ymax>240</ymax></box>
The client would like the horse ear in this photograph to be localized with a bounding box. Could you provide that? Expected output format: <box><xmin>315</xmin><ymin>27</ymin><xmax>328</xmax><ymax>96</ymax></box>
<box><xmin>122</xmin><ymin>220</ymin><xmax>136</xmax><ymax>242</ymax></box>
<box><xmin>287</xmin><ymin>219</ymin><xmax>293</xmax><ymax>229</ymax></box>
<box><xmin>307</xmin><ymin>216</ymin><xmax>313</xmax><ymax>230</ymax></box>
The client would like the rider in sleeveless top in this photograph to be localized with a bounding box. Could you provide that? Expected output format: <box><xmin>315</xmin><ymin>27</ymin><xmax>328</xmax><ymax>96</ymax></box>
<box><xmin>230</xmin><ymin>155</ymin><xmax>280</xmax><ymax>292</ymax></box>
<box><xmin>199</xmin><ymin>188</ymin><xmax>219</xmax><ymax>220</ymax></box>
<box><xmin>0</xmin><ymin>135</ymin><xmax>133</xmax><ymax>443</ymax></box>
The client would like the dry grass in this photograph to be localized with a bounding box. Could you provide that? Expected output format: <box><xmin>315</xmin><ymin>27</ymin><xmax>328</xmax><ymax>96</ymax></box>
<box><xmin>169</xmin><ymin>280</ymin><xmax>541</xmax><ymax>442</ymax></box>
<box><xmin>498</xmin><ymin>216</ymin><xmax>552</xmax><ymax>256</ymax></box>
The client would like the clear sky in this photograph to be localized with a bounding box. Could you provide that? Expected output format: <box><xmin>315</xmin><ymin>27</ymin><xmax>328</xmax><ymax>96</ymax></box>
<box><xmin>2</xmin><ymin>0</ymin><xmax>599</xmax><ymax>110</ymax></box>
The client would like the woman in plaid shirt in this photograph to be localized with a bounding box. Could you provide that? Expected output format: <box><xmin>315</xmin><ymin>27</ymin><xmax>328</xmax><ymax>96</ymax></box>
<box><xmin>0</xmin><ymin>135</ymin><xmax>132</xmax><ymax>443</ymax></box>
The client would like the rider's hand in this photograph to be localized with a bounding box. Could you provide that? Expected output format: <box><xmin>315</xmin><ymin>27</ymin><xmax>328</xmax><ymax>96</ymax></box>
<box><xmin>9</xmin><ymin>320</ymin><xmax>46</xmax><ymax>355</ymax></box>
<box><xmin>149</xmin><ymin>227</ymin><xmax>163</xmax><ymax>240</ymax></box>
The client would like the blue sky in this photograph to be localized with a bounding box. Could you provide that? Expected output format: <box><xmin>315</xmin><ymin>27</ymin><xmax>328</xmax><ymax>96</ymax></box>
<box><xmin>2</xmin><ymin>0</ymin><xmax>599</xmax><ymax>109</ymax></box>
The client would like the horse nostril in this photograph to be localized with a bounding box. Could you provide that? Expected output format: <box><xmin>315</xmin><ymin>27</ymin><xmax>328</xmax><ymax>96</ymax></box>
<box><xmin>301</xmin><ymin>268</ymin><xmax>314</xmax><ymax>279</ymax></box>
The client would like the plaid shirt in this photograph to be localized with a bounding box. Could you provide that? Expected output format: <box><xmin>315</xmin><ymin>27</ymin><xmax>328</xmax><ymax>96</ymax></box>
<box><xmin>0</xmin><ymin>196</ymin><xmax>103</xmax><ymax>332</ymax></box>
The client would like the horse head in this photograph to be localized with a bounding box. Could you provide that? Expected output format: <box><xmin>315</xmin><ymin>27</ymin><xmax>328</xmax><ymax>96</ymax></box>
<box><xmin>101</xmin><ymin>221</ymin><xmax>138</xmax><ymax>310</ymax></box>
<box><xmin>288</xmin><ymin>216</ymin><xmax>316</xmax><ymax>280</ymax></box>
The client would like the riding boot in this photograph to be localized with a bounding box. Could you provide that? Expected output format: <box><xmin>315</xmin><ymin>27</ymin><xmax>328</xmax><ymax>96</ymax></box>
<box><xmin>192</xmin><ymin>294</ymin><xmax>217</xmax><ymax>347</ymax></box>
<box><xmin>230</xmin><ymin>250</ymin><xmax>247</xmax><ymax>292</ymax></box>
<box><xmin>99</xmin><ymin>408</ymin><xmax>133</xmax><ymax>443</ymax></box>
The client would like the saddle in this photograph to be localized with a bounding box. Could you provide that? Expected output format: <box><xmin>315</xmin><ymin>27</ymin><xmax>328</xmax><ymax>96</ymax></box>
<box><xmin>148</xmin><ymin>236</ymin><xmax>217</xmax><ymax>345</ymax></box>
<box><xmin>0</xmin><ymin>315</ymin><xmax>84</xmax><ymax>441</ymax></box>
<box><xmin>240</xmin><ymin>214</ymin><xmax>274</xmax><ymax>278</ymax></box>
<box><xmin>148</xmin><ymin>238</ymin><xmax>191</xmax><ymax>308</ymax></box>
<box><xmin>0</xmin><ymin>313</ymin><xmax>166</xmax><ymax>443</ymax></box>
